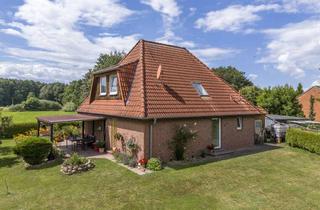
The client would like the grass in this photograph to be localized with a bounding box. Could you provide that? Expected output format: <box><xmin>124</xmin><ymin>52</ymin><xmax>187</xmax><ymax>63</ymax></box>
<box><xmin>1</xmin><ymin>111</ymin><xmax>75</xmax><ymax>124</ymax></box>
<box><xmin>1</xmin><ymin>140</ymin><xmax>320</xmax><ymax>209</ymax></box>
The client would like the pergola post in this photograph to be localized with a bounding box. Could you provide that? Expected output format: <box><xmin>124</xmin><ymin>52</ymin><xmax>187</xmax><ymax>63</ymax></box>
<box><xmin>103</xmin><ymin>119</ymin><xmax>106</xmax><ymax>149</ymax></box>
<box><xmin>92</xmin><ymin>121</ymin><xmax>95</xmax><ymax>136</ymax></box>
<box><xmin>37</xmin><ymin>120</ymin><xmax>40</xmax><ymax>137</ymax></box>
<box><xmin>82</xmin><ymin>121</ymin><xmax>85</xmax><ymax>138</ymax></box>
<box><xmin>50</xmin><ymin>124</ymin><xmax>54</xmax><ymax>142</ymax></box>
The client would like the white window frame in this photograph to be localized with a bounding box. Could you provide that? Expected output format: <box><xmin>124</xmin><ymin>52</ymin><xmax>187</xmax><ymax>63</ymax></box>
<box><xmin>212</xmin><ymin>118</ymin><xmax>221</xmax><ymax>149</ymax></box>
<box><xmin>236</xmin><ymin>116</ymin><xmax>243</xmax><ymax>130</ymax></box>
<box><xmin>109</xmin><ymin>74</ymin><xmax>118</xmax><ymax>96</ymax></box>
<box><xmin>100</xmin><ymin>76</ymin><xmax>107</xmax><ymax>96</ymax></box>
<box><xmin>192</xmin><ymin>82</ymin><xmax>208</xmax><ymax>96</ymax></box>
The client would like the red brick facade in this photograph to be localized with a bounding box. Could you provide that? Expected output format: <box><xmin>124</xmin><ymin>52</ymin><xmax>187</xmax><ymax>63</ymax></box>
<box><xmin>298</xmin><ymin>86</ymin><xmax>320</xmax><ymax>121</ymax></box>
<box><xmin>84</xmin><ymin>115</ymin><xmax>264</xmax><ymax>162</ymax></box>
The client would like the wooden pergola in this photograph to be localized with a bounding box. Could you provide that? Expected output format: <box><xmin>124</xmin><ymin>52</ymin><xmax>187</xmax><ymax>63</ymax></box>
<box><xmin>36</xmin><ymin>114</ymin><xmax>106</xmax><ymax>142</ymax></box>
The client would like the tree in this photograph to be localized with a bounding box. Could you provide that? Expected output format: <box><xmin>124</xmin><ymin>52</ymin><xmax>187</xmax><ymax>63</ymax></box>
<box><xmin>309</xmin><ymin>95</ymin><xmax>316</xmax><ymax>120</ymax></box>
<box><xmin>213</xmin><ymin>66</ymin><xmax>253</xmax><ymax>90</ymax></box>
<box><xmin>297</xmin><ymin>83</ymin><xmax>304</xmax><ymax>96</ymax></box>
<box><xmin>39</xmin><ymin>82</ymin><xmax>66</xmax><ymax>103</ymax></box>
<box><xmin>256</xmin><ymin>84</ymin><xmax>303</xmax><ymax>116</ymax></box>
<box><xmin>240</xmin><ymin>86</ymin><xmax>261</xmax><ymax>105</ymax></box>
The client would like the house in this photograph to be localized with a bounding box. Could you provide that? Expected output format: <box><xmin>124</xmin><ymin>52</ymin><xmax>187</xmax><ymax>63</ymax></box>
<box><xmin>77</xmin><ymin>40</ymin><xmax>265</xmax><ymax>162</ymax></box>
<box><xmin>298</xmin><ymin>86</ymin><xmax>320</xmax><ymax>121</ymax></box>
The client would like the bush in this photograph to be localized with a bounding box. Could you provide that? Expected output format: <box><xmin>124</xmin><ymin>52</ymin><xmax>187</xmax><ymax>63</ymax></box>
<box><xmin>147</xmin><ymin>158</ymin><xmax>162</xmax><ymax>171</ymax></box>
<box><xmin>8</xmin><ymin>104</ymin><xmax>25</xmax><ymax>112</ymax></box>
<box><xmin>286</xmin><ymin>128</ymin><xmax>320</xmax><ymax>154</ymax></box>
<box><xmin>169</xmin><ymin>126</ymin><xmax>197</xmax><ymax>160</ymax></box>
<box><xmin>15</xmin><ymin>136</ymin><xmax>52</xmax><ymax>165</ymax></box>
<box><xmin>128</xmin><ymin>158</ymin><xmax>137</xmax><ymax>168</ymax></box>
<box><xmin>39</xmin><ymin>99</ymin><xmax>62</xmax><ymax>111</ymax></box>
<box><xmin>23</xmin><ymin>97</ymin><xmax>61</xmax><ymax>111</ymax></box>
<box><xmin>64</xmin><ymin>153</ymin><xmax>87</xmax><ymax>166</ymax></box>
<box><xmin>2</xmin><ymin>122</ymin><xmax>37</xmax><ymax>138</ymax></box>
<box><xmin>62</xmin><ymin>102</ymin><xmax>77</xmax><ymax>112</ymax></box>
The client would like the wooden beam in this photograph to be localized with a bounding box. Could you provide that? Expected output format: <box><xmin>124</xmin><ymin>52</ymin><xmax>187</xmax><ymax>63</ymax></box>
<box><xmin>82</xmin><ymin>121</ymin><xmax>85</xmax><ymax>138</ymax></box>
<box><xmin>50</xmin><ymin>124</ymin><xmax>54</xmax><ymax>142</ymax></box>
<box><xmin>103</xmin><ymin>119</ymin><xmax>106</xmax><ymax>149</ymax></box>
<box><xmin>37</xmin><ymin>120</ymin><xmax>40</xmax><ymax>137</ymax></box>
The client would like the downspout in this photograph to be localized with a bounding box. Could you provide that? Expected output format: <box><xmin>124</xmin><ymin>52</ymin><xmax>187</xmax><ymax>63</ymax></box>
<box><xmin>149</xmin><ymin>118</ymin><xmax>157</xmax><ymax>158</ymax></box>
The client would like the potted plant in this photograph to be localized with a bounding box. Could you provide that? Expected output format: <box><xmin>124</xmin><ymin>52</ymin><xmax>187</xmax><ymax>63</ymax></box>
<box><xmin>96</xmin><ymin>141</ymin><xmax>105</xmax><ymax>153</ymax></box>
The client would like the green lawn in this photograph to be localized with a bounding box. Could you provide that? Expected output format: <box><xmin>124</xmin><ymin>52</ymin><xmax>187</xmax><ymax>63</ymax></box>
<box><xmin>1</xmin><ymin>140</ymin><xmax>320</xmax><ymax>210</ymax></box>
<box><xmin>1</xmin><ymin>111</ymin><xmax>75</xmax><ymax>124</ymax></box>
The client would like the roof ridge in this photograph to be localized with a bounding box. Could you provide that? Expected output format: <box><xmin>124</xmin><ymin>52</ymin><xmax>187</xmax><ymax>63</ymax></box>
<box><xmin>141</xmin><ymin>39</ymin><xmax>186</xmax><ymax>50</ymax></box>
<box><xmin>183</xmin><ymin>48</ymin><xmax>265</xmax><ymax>114</ymax></box>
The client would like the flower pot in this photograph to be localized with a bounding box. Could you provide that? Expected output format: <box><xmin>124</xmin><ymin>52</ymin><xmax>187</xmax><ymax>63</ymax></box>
<box><xmin>98</xmin><ymin>148</ymin><xmax>105</xmax><ymax>153</ymax></box>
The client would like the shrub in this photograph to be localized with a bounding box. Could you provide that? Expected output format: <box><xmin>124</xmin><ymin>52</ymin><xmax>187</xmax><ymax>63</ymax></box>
<box><xmin>15</xmin><ymin>136</ymin><xmax>52</xmax><ymax>165</ymax></box>
<box><xmin>2</xmin><ymin>122</ymin><xmax>37</xmax><ymax>138</ymax></box>
<box><xmin>64</xmin><ymin>153</ymin><xmax>87</xmax><ymax>166</ymax></box>
<box><xmin>39</xmin><ymin>99</ymin><xmax>62</xmax><ymax>111</ymax></box>
<box><xmin>62</xmin><ymin>102</ymin><xmax>77</xmax><ymax>112</ymax></box>
<box><xmin>286</xmin><ymin>128</ymin><xmax>320</xmax><ymax>154</ymax></box>
<box><xmin>169</xmin><ymin>126</ymin><xmax>197</xmax><ymax>160</ymax></box>
<box><xmin>95</xmin><ymin>141</ymin><xmax>105</xmax><ymax>148</ymax></box>
<box><xmin>22</xmin><ymin>97</ymin><xmax>62</xmax><ymax>111</ymax></box>
<box><xmin>128</xmin><ymin>158</ymin><xmax>137</xmax><ymax>168</ymax></box>
<box><xmin>8</xmin><ymin>104</ymin><xmax>25</xmax><ymax>112</ymax></box>
<box><xmin>147</xmin><ymin>158</ymin><xmax>162</xmax><ymax>171</ymax></box>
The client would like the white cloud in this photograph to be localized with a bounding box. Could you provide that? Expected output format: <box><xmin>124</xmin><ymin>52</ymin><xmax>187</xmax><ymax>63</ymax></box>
<box><xmin>141</xmin><ymin>0</ymin><xmax>182</xmax><ymax>44</ymax></box>
<box><xmin>258</xmin><ymin>19</ymin><xmax>320</xmax><ymax>78</ymax></box>
<box><xmin>248</xmin><ymin>73</ymin><xmax>258</xmax><ymax>80</ymax></box>
<box><xmin>191</xmin><ymin>47</ymin><xmax>239</xmax><ymax>63</ymax></box>
<box><xmin>0</xmin><ymin>62</ymin><xmax>74</xmax><ymax>83</ymax></box>
<box><xmin>0</xmin><ymin>0</ymin><xmax>137</xmax><ymax>82</ymax></box>
<box><xmin>195</xmin><ymin>4</ymin><xmax>279</xmax><ymax>32</ymax></box>
<box><xmin>281</xmin><ymin>0</ymin><xmax>320</xmax><ymax>13</ymax></box>
<box><xmin>312</xmin><ymin>80</ymin><xmax>320</xmax><ymax>87</ymax></box>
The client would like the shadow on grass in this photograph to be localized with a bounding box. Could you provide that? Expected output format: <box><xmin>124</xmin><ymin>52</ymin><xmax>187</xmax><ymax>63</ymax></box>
<box><xmin>0</xmin><ymin>146</ymin><xmax>13</xmax><ymax>156</ymax></box>
<box><xmin>0</xmin><ymin>156</ymin><xmax>20</xmax><ymax>168</ymax></box>
<box><xmin>166</xmin><ymin>144</ymin><xmax>282</xmax><ymax>170</ymax></box>
<box><xmin>26</xmin><ymin>158</ymin><xmax>63</xmax><ymax>170</ymax></box>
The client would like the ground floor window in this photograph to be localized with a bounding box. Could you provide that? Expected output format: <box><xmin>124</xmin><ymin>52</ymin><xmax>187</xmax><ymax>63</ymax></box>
<box><xmin>236</xmin><ymin>117</ymin><xmax>243</xmax><ymax>130</ymax></box>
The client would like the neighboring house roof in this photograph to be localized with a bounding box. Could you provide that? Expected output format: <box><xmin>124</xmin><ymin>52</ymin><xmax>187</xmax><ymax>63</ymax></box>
<box><xmin>78</xmin><ymin>40</ymin><xmax>265</xmax><ymax>119</ymax></box>
<box><xmin>266</xmin><ymin>114</ymin><xmax>307</xmax><ymax>122</ymax></box>
<box><xmin>298</xmin><ymin>86</ymin><xmax>320</xmax><ymax>99</ymax></box>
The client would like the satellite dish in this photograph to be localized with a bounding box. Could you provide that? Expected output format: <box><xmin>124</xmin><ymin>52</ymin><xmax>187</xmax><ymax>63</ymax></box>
<box><xmin>157</xmin><ymin>64</ymin><xmax>162</xmax><ymax>80</ymax></box>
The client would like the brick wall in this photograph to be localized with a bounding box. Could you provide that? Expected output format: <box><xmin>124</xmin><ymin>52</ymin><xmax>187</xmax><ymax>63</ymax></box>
<box><xmin>298</xmin><ymin>86</ymin><xmax>320</xmax><ymax>121</ymax></box>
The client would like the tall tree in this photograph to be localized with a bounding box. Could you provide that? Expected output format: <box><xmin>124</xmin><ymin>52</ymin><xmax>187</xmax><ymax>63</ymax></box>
<box><xmin>309</xmin><ymin>95</ymin><xmax>316</xmax><ymax>120</ymax></box>
<box><xmin>39</xmin><ymin>82</ymin><xmax>66</xmax><ymax>103</ymax></box>
<box><xmin>256</xmin><ymin>84</ymin><xmax>303</xmax><ymax>116</ymax></box>
<box><xmin>213</xmin><ymin>66</ymin><xmax>253</xmax><ymax>90</ymax></box>
<box><xmin>240</xmin><ymin>86</ymin><xmax>261</xmax><ymax>106</ymax></box>
<box><xmin>297</xmin><ymin>83</ymin><xmax>304</xmax><ymax>96</ymax></box>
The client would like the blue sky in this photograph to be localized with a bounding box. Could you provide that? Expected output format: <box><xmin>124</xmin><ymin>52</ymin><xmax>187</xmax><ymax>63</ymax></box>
<box><xmin>0</xmin><ymin>0</ymin><xmax>319</xmax><ymax>89</ymax></box>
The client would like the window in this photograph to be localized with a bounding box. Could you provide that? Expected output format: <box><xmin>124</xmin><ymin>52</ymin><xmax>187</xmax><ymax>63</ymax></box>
<box><xmin>192</xmin><ymin>82</ymin><xmax>208</xmax><ymax>96</ymax></box>
<box><xmin>255</xmin><ymin>120</ymin><xmax>262</xmax><ymax>135</ymax></box>
<box><xmin>109</xmin><ymin>75</ymin><xmax>118</xmax><ymax>95</ymax></box>
<box><xmin>100</xmin><ymin>76</ymin><xmax>107</xmax><ymax>96</ymax></box>
<box><xmin>236</xmin><ymin>117</ymin><xmax>243</xmax><ymax>130</ymax></box>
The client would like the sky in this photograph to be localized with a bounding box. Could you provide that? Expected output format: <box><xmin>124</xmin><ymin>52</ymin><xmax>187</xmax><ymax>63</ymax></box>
<box><xmin>0</xmin><ymin>0</ymin><xmax>319</xmax><ymax>89</ymax></box>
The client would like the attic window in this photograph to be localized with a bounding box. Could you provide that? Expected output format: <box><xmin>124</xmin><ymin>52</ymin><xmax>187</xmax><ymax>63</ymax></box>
<box><xmin>100</xmin><ymin>76</ymin><xmax>107</xmax><ymax>96</ymax></box>
<box><xmin>192</xmin><ymin>82</ymin><xmax>208</xmax><ymax>96</ymax></box>
<box><xmin>109</xmin><ymin>74</ymin><xmax>118</xmax><ymax>96</ymax></box>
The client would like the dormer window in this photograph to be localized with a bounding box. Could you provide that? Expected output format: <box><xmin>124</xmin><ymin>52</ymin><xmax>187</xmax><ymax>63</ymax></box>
<box><xmin>100</xmin><ymin>76</ymin><xmax>107</xmax><ymax>96</ymax></box>
<box><xmin>192</xmin><ymin>82</ymin><xmax>208</xmax><ymax>96</ymax></box>
<box><xmin>109</xmin><ymin>74</ymin><xmax>118</xmax><ymax>96</ymax></box>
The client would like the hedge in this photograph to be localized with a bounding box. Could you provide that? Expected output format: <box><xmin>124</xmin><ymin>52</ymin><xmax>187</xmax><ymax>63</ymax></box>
<box><xmin>1</xmin><ymin>122</ymin><xmax>37</xmax><ymax>138</ymax></box>
<box><xmin>286</xmin><ymin>128</ymin><xmax>320</xmax><ymax>154</ymax></box>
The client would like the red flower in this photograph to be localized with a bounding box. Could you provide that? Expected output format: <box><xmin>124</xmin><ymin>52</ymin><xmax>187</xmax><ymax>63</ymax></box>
<box><xmin>139</xmin><ymin>158</ymin><xmax>148</xmax><ymax>165</ymax></box>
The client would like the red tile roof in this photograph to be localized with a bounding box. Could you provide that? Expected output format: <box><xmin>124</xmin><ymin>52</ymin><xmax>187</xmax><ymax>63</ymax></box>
<box><xmin>78</xmin><ymin>40</ymin><xmax>265</xmax><ymax>119</ymax></box>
